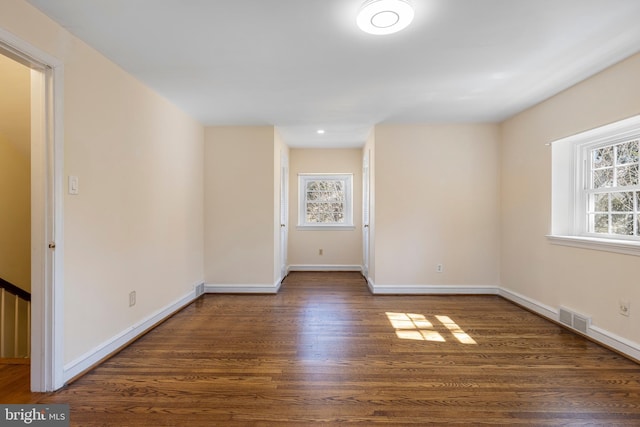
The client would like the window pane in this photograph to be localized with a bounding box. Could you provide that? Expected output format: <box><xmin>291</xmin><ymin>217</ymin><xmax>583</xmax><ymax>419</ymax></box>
<box><xmin>307</xmin><ymin>191</ymin><xmax>342</xmax><ymax>202</ymax></box>
<box><xmin>591</xmin><ymin>214</ymin><xmax>609</xmax><ymax>233</ymax></box>
<box><xmin>611</xmin><ymin>192</ymin><xmax>634</xmax><ymax>212</ymax></box>
<box><xmin>592</xmin><ymin>193</ymin><xmax>609</xmax><ymax>212</ymax></box>
<box><xmin>592</xmin><ymin>168</ymin><xmax>613</xmax><ymax>189</ymax></box>
<box><xmin>306</xmin><ymin>202</ymin><xmax>321</xmax><ymax>222</ymax></box>
<box><xmin>324</xmin><ymin>190</ymin><xmax>344</xmax><ymax>202</ymax></box>
<box><xmin>616</xmin><ymin>140</ymin><xmax>639</xmax><ymax>165</ymax></box>
<box><xmin>329</xmin><ymin>202</ymin><xmax>343</xmax><ymax>213</ymax></box>
<box><xmin>592</xmin><ymin>146</ymin><xmax>613</xmax><ymax>167</ymax></box>
<box><xmin>612</xmin><ymin>214</ymin><xmax>634</xmax><ymax>235</ymax></box>
<box><xmin>616</xmin><ymin>165</ymin><xmax>639</xmax><ymax>187</ymax></box>
<box><xmin>319</xmin><ymin>181</ymin><xmax>333</xmax><ymax>191</ymax></box>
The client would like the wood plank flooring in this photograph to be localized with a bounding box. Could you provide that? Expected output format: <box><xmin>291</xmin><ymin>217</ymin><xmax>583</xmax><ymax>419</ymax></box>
<box><xmin>4</xmin><ymin>271</ymin><xmax>640</xmax><ymax>425</ymax></box>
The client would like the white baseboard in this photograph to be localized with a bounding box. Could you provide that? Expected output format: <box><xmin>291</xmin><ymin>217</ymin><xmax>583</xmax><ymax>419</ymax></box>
<box><xmin>498</xmin><ymin>287</ymin><xmax>558</xmax><ymax>320</ymax></box>
<box><xmin>365</xmin><ymin>276</ymin><xmax>375</xmax><ymax>293</ymax></box>
<box><xmin>368</xmin><ymin>281</ymin><xmax>499</xmax><ymax>295</ymax></box>
<box><xmin>588</xmin><ymin>325</ymin><xmax>640</xmax><ymax>362</ymax></box>
<box><xmin>288</xmin><ymin>264</ymin><xmax>363</xmax><ymax>272</ymax></box>
<box><xmin>205</xmin><ymin>280</ymin><xmax>281</xmax><ymax>294</ymax></box>
<box><xmin>63</xmin><ymin>287</ymin><xmax>198</xmax><ymax>382</ymax></box>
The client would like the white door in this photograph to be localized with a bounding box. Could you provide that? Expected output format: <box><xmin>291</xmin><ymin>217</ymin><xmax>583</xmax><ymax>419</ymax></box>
<box><xmin>362</xmin><ymin>149</ymin><xmax>370</xmax><ymax>278</ymax></box>
<box><xmin>279</xmin><ymin>151</ymin><xmax>289</xmax><ymax>280</ymax></box>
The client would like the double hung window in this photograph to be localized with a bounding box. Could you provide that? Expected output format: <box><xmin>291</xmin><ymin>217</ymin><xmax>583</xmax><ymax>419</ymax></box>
<box><xmin>550</xmin><ymin>114</ymin><xmax>640</xmax><ymax>254</ymax></box>
<box><xmin>298</xmin><ymin>174</ymin><xmax>353</xmax><ymax>229</ymax></box>
<box><xmin>584</xmin><ymin>139</ymin><xmax>640</xmax><ymax>238</ymax></box>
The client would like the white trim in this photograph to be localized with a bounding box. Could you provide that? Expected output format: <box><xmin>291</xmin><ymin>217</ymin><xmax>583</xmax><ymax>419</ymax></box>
<box><xmin>588</xmin><ymin>325</ymin><xmax>640</xmax><ymax>362</ymax></box>
<box><xmin>550</xmin><ymin>114</ymin><xmax>640</xmax><ymax>147</ymax></box>
<box><xmin>205</xmin><ymin>281</ymin><xmax>281</xmax><ymax>294</ymax></box>
<box><xmin>63</xmin><ymin>289</ymin><xmax>197</xmax><ymax>382</ymax></box>
<box><xmin>296</xmin><ymin>225</ymin><xmax>356</xmax><ymax>231</ymax></box>
<box><xmin>498</xmin><ymin>287</ymin><xmax>558</xmax><ymax>320</ymax></box>
<box><xmin>288</xmin><ymin>264</ymin><xmax>363</xmax><ymax>272</ymax></box>
<box><xmin>547</xmin><ymin>234</ymin><xmax>640</xmax><ymax>256</ymax></box>
<box><xmin>365</xmin><ymin>277</ymin><xmax>374</xmax><ymax>293</ymax></box>
<box><xmin>368</xmin><ymin>283</ymin><xmax>499</xmax><ymax>295</ymax></box>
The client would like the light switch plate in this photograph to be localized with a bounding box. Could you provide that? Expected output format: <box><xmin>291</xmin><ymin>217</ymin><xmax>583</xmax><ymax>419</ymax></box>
<box><xmin>68</xmin><ymin>176</ymin><xmax>79</xmax><ymax>195</ymax></box>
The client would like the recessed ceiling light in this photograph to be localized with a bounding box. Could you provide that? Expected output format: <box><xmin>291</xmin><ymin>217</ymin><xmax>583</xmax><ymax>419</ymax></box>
<box><xmin>317</xmin><ymin>129</ymin><xmax>326</xmax><ymax>134</ymax></box>
<box><xmin>357</xmin><ymin>0</ymin><xmax>414</xmax><ymax>35</ymax></box>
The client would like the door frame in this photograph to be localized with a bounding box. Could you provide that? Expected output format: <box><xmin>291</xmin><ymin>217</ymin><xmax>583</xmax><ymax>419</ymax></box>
<box><xmin>362</xmin><ymin>149</ymin><xmax>370</xmax><ymax>278</ymax></box>
<box><xmin>279</xmin><ymin>150</ymin><xmax>289</xmax><ymax>281</ymax></box>
<box><xmin>0</xmin><ymin>28</ymin><xmax>65</xmax><ymax>391</ymax></box>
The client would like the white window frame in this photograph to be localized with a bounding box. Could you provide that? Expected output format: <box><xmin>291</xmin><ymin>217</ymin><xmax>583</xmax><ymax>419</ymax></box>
<box><xmin>549</xmin><ymin>114</ymin><xmax>640</xmax><ymax>256</ymax></box>
<box><xmin>297</xmin><ymin>173</ymin><xmax>354</xmax><ymax>230</ymax></box>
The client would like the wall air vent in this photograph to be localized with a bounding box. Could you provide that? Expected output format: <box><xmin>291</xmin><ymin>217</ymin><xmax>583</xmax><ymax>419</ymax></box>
<box><xmin>558</xmin><ymin>306</ymin><xmax>591</xmax><ymax>334</ymax></box>
<box><xmin>559</xmin><ymin>307</ymin><xmax>573</xmax><ymax>326</ymax></box>
<box><xmin>195</xmin><ymin>283</ymin><xmax>205</xmax><ymax>297</ymax></box>
<box><xmin>572</xmin><ymin>314</ymin><xmax>590</xmax><ymax>334</ymax></box>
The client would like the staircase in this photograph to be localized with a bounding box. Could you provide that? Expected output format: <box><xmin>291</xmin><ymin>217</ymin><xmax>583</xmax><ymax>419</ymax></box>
<box><xmin>0</xmin><ymin>278</ymin><xmax>30</xmax><ymax>358</ymax></box>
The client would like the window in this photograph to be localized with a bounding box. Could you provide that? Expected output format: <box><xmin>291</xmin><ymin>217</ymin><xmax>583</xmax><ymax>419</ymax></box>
<box><xmin>298</xmin><ymin>174</ymin><xmax>353</xmax><ymax>229</ymax></box>
<box><xmin>584</xmin><ymin>139</ymin><xmax>639</xmax><ymax>237</ymax></box>
<box><xmin>550</xmin><ymin>114</ymin><xmax>640</xmax><ymax>255</ymax></box>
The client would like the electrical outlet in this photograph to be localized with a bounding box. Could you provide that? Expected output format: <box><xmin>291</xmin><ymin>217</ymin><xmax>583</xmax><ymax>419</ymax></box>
<box><xmin>619</xmin><ymin>300</ymin><xmax>630</xmax><ymax>317</ymax></box>
<box><xmin>319</xmin><ymin>249</ymin><xmax>323</xmax><ymax>255</ymax></box>
<box><xmin>129</xmin><ymin>291</ymin><xmax>136</xmax><ymax>307</ymax></box>
<box><xmin>436</xmin><ymin>264</ymin><xmax>444</xmax><ymax>273</ymax></box>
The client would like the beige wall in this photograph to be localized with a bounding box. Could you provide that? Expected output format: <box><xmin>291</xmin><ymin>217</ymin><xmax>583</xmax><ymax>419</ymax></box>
<box><xmin>204</xmin><ymin>126</ymin><xmax>276</xmax><ymax>285</ymax></box>
<box><xmin>374</xmin><ymin>124</ymin><xmax>501</xmax><ymax>286</ymax></box>
<box><xmin>501</xmin><ymin>52</ymin><xmax>640</xmax><ymax>344</ymax></box>
<box><xmin>0</xmin><ymin>54</ymin><xmax>30</xmax><ymax>291</ymax></box>
<box><xmin>2</xmin><ymin>0</ymin><xmax>205</xmax><ymax>364</ymax></box>
<box><xmin>288</xmin><ymin>148</ymin><xmax>363</xmax><ymax>268</ymax></box>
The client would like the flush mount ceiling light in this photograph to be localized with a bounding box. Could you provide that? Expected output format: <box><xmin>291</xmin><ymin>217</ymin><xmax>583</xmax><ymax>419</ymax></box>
<box><xmin>357</xmin><ymin>0</ymin><xmax>414</xmax><ymax>35</ymax></box>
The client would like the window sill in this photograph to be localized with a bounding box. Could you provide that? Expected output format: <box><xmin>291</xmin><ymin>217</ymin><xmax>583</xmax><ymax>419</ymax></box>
<box><xmin>547</xmin><ymin>235</ymin><xmax>640</xmax><ymax>256</ymax></box>
<box><xmin>296</xmin><ymin>225</ymin><xmax>356</xmax><ymax>231</ymax></box>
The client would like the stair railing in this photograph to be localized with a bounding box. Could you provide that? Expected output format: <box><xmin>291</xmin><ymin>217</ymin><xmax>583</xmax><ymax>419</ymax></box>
<box><xmin>0</xmin><ymin>277</ymin><xmax>31</xmax><ymax>358</ymax></box>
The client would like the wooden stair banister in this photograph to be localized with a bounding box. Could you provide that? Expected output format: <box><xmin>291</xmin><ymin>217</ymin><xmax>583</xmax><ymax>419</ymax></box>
<box><xmin>0</xmin><ymin>277</ymin><xmax>30</xmax><ymax>358</ymax></box>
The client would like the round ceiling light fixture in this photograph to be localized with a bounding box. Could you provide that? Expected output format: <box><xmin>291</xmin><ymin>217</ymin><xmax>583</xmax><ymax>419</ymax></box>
<box><xmin>357</xmin><ymin>0</ymin><xmax>414</xmax><ymax>35</ymax></box>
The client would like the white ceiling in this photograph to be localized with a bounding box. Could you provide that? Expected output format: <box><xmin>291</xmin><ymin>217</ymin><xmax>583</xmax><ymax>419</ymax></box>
<box><xmin>26</xmin><ymin>0</ymin><xmax>640</xmax><ymax>148</ymax></box>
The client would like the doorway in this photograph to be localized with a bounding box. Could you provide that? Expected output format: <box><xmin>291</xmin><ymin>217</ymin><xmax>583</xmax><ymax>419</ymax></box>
<box><xmin>0</xmin><ymin>53</ymin><xmax>31</xmax><ymax>361</ymax></box>
<box><xmin>0</xmin><ymin>30</ymin><xmax>64</xmax><ymax>392</ymax></box>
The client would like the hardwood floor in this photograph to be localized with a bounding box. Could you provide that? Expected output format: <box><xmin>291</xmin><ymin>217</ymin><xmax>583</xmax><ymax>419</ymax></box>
<box><xmin>0</xmin><ymin>358</ymin><xmax>33</xmax><ymax>404</ymax></box>
<box><xmin>5</xmin><ymin>271</ymin><xmax>640</xmax><ymax>425</ymax></box>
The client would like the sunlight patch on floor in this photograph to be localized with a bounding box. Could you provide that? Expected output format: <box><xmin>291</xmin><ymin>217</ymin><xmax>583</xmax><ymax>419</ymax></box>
<box><xmin>386</xmin><ymin>312</ymin><xmax>477</xmax><ymax>344</ymax></box>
